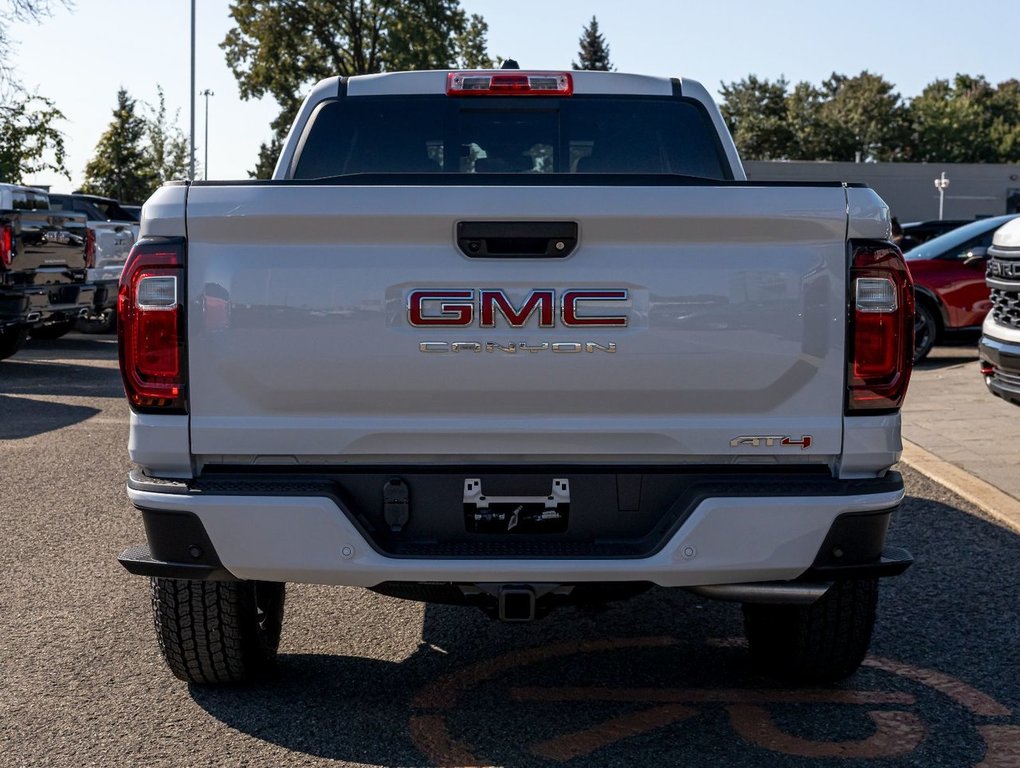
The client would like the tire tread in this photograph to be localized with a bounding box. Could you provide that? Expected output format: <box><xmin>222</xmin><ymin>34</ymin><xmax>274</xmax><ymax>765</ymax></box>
<box><xmin>743</xmin><ymin>578</ymin><xmax>878</xmax><ymax>682</ymax></box>
<box><xmin>150</xmin><ymin>578</ymin><xmax>284</xmax><ymax>685</ymax></box>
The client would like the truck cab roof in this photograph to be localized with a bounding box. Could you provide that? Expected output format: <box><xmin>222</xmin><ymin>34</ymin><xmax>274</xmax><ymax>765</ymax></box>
<box><xmin>274</xmin><ymin>69</ymin><xmax>743</xmax><ymax>181</ymax></box>
<box><xmin>0</xmin><ymin>183</ymin><xmax>50</xmax><ymax>211</ymax></box>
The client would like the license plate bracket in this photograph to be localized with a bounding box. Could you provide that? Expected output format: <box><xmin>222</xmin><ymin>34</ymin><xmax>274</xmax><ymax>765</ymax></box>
<box><xmin>463</xmin><ymin>477</ymin><xmax>570</xmax><ymax>534</ymax></box>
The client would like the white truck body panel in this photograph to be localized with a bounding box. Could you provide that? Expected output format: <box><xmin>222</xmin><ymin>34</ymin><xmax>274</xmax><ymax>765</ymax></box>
<box><xmin>87</xmin><ymin>221</ymin><xmax>138</xmax><ymax>284</ymax></box>
<box><xmin>127</xmin><ymin>486</ymin><xmax>904</xmax><ymax>587</ymax></box>
<box><xmin>183</xmin><ymin>183</ymin><xmax>859</xmax><ymax>467</ymax></box>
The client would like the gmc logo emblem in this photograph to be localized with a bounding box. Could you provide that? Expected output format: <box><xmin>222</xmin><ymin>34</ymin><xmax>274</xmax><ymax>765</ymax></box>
<box><xmin>408</xmin><ymin>289</ymin><xmax>629</xmax><ymax>328</ymax></box>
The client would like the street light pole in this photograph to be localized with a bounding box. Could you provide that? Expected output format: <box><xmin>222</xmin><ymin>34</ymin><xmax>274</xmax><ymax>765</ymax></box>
<box><xmin>201</xmin><ymin>89</ymin><xmax>214</xmax><ymax>180</ymax></box>
<box><xmin>189</xmin><ymin>0</ymin><xmax>196</xmax><ymax>180</ymax></box>
<box><xmin>934</xmin><ymin>171</ymin><xmax>950</xmax><ymax>221</ymax></box>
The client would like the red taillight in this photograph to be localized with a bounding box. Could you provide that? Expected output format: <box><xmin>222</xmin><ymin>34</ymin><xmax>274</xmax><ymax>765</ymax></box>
<box><xmin>447</xmin><ymin>71</ymin><xmax>573</xmax><ymax>96</ymax></box>
<box><xmin>847</xmin><ymin>240</ymin><xmax>915</xmax><ymax>413</ymax></box>
<box><xmin>84</xmin><ymin>227</ymin><xmax>96</xmax><ymax>268</ymax></box>
<box><xmin>117</xmin><ymin>237</ymin><xmax>186</xmax><ymax>413</ymax></box>
<box><xmin>0</xmin><ymin>223</ymin><xmax>13</xmax><ymax>268</ymax></box>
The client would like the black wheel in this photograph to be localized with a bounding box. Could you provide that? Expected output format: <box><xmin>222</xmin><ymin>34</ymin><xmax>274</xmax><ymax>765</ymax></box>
<box><xmin>150</xmin><ymin>578</ymin><xmax>286</xmax><ymax>685</ymax></box>
<box><xmin>75</xmin><ymin>310</ymin><xmax>116</xmax><ymax>334</ymax></box>
<box><xmin>30</xmin><ymin>319</ymin><xmax>75</xmax><ymax>340</ymax></box>
<box><xmin>743</xmin><ymin>578</ymin><xmax>878</xmax><ymax>683</ymax></box>
<box><xmin>913</xmin><ymin>301</ymin><xmax>937</xmax><ymax>364</ymax></box>
<box><xmin>0</xmin><ymin>326</ymin><xmax>27</xmax><ymax>360</ymax></box>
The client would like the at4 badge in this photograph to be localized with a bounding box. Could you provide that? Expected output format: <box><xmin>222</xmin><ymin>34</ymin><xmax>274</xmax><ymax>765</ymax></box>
<box><xmin>729</xmin><ymin>435</ymin><xmax>813</xmax><ymax>450</ymax></box>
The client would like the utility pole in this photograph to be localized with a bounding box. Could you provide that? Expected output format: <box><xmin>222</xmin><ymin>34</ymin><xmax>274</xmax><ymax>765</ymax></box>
<box><xmin>934</xmin><ymin>171</ymin><xmax>950</xmax><ymax>221</ymax></box>
<box><xmin>201</xmin><ymin>89</ymin><xmax>214</xmax><ymax>180</ymax></box>
<box><xmin>189</xmin><ymin>0</ymin><xmax>196</xmax><ymax>180</ymax></box>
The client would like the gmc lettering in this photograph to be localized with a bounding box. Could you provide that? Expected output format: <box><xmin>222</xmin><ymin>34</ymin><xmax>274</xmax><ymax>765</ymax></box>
<box><xmin>408</xmin><ymin>288</ymin><xmax>628</xmax><ymax>328</ymax></box>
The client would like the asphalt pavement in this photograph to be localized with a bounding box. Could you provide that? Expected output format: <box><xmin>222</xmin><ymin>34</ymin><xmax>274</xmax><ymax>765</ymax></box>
<box><xmin>1</xmin><ymin>334</ymin><xmax>1019</xmax><ymax>767</ymax></box>
<box><xmin>904</xmin><ymin>345</ymin><xmax>1020</xmax><ymax>503</ymax></box>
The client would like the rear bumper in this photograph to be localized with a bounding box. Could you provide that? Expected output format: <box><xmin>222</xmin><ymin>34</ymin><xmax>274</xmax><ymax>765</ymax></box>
<box><xmin>1</xmin><ymin>283</ymin><xmax>97</xmax><ymax>327</ymax></box>
<box><xmin>979</xmin><ymin>333</ymin><xmax>1020</xmax><ymax>406</ymax></box>
<box><xmin>0</xmin><ymin>292</ymin><xmax>29</xmax><ymax>328</ymax></box>
<box><xmin>89</xmin><ymin>279</ymin><xmax>118</xmax><ymax>314</ymax></box>
<box><xmin>120</xmin><ymin>470</ymin><xmax>907</xmax><ymax>588</ymax></box>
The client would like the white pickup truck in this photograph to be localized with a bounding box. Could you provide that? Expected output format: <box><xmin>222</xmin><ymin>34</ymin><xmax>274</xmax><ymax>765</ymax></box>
<box><xmin>118</xmin><ymin>68</ymin><xmax>915</xmax><ymax>686</ymax></box>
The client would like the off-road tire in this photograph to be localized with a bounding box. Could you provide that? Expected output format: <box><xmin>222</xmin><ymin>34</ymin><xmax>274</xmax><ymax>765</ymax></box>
<box><xmin>29</xmin><ymin>319</ymin><xmax>74</xmax><ymax>340</ymax></box>
<box><xmin>743</xmin><ymin>578</ymin><xmax>878</xmax><ymax>683</ymax></box>
<box><xmin>0</xmin><ymin>326</ymin><xmax>27</xmax><ymax>360</ymax></box>
<box><xmin>913</xmin><ymin>301</ymin><xmax>938</xmax><ymax>364</ymax></box>
<box><xmin>150</xmin><ymin>578</ymin><xmax>285</xmax><ymax>685</ymax></box>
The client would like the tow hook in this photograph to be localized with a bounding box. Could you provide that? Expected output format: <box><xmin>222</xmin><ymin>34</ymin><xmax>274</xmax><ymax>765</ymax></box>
<box><xmin>459</xmin><ymin>583</ymin><xmax>573</xmax><ymax>622</ymax></box>
<box><xmin>498</xmin><ymin>586</ymin><xmax>537</xmax><ymax>621</ymax></box>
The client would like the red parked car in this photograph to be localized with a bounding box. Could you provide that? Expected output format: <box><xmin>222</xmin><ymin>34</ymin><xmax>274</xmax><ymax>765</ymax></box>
<box><xmin>904</xmin><ymin>214</ymin><xmax>1020</xmax><ymax>362</ymax></box>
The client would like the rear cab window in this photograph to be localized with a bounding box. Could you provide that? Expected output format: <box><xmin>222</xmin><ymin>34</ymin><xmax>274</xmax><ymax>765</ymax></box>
<box><xmin>11</xmin><ymin>190</ymin><xmax>49</xmax><ymax>210</ymax></box>
<box><xmin>292</xmin><ymin>96</ymin><xmax>731</xmax><ymax>181</ymax></box>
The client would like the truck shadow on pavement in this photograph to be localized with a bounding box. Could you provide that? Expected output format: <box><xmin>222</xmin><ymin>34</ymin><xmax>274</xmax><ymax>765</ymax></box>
<box><xmin>190</xmin><ymin>482</ymin><xmax>1020</xmax><ymax>767</ymax></box>
<box><xmin>0</xmin><ymin>339</ymin><xmax>120</xmax><ymax>436</ymax></box>
<box><xmin>914</xmin><ymin>353</ymin><xmax>979</xmax><ymax>371</ymax></box>
<box><xmin>0</xmin><ymin>394</ymin><xmax>101</xmax><ymax>439</ymax></box>
<box><xmin>0</xmin><ymin>358</ymin><xmax>123</xmax><ymax>399</ymax></box>
<box><xmin>21</xmin><ymin>334</ymin><xmax>118</xmax><ymax>360</ymax></box>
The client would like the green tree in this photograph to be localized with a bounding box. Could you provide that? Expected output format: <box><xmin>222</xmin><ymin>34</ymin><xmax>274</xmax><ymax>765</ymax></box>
<box><xmin>814</xmin><ymin>71</ymin><xmax>908</xmax><ymax>162</ymax></box>
<box><xmin>81</xmin><ymin>89</ymin><xmax>155</xmax><ymax>203</ymax></box>
<box><xmin>989</xmin><ymin>79</ymin><xmax>1020</xmax><ymax>163</ymax></box>
<box><xmin>251</xmin><ymin>136</ymin><xmax>284</xmax><ymax>179</ymax></box>
<box><xmin>719</xmin><ymin>75</ymin><xmax>794</xmax><ymax>160</ymax></box>
<box><xmin>0</xmin><ymin>95</ymin><xmax>68</xmax><ymax>182</ymax></box>
<box><xmin>909</xmin><ymin>74</ymin><xmax>1007</xmax><ymax>163</ymax></box>
<box><xmin>572</xmin><ymin>15</ymin><xmax>613</xmax><ymax>71</ymax></box>
<box><xmin>221</xmin><ymin>0</ymin><xmax>493</xmax><ymax>178</ymax></box>
<box><xmin>721</xmin><ymin>72</ymin><xmax>907</xmax><ymax>162</ymax></box>
<box><xmin>145</xmin><ymin>85</ymin><xmax>190</xmax><ymax>185</ymax></box>
<box><xmin>453</xmin><ymin>11</ymin><xmax>492</xmax><ymax>69</ymax></box>
<box><xmin>722</xmin><ymin>69</ymin><xmax>1020</xmax><ymax>164</ymax></box>
<box><xmin>784</xmin><ymin>81</ymin><xmax>827</xmax><ymax>160</ymax></box>
<box><xmin>384</xmin><ymin>0</ymin><xmax>492</xmax><ymax>70</ymax></box>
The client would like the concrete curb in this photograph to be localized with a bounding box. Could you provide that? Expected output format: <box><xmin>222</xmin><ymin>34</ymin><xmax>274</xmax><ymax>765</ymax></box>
<box><xmin>899</xmin><ymin>439</ymin><xmax>1020</xmax><ymax>534</ymax></box>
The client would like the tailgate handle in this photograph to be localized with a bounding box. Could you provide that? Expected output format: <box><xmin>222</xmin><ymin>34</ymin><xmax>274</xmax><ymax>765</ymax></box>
<box><xmin>457</xmin><ymin>221</ymin><xmax>577</xmax><ymax>259</ymax></box>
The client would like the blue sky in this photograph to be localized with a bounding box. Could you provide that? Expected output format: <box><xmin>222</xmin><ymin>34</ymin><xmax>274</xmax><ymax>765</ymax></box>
<box><xmin>8</xmin><ymin>0</ymin><xmax>1020</xmax><ymax>192</ymax></box>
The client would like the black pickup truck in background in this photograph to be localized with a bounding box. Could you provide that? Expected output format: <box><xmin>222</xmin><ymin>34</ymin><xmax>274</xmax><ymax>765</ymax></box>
<box><xmin>48</xmin><ymin>192</ymin><xmax>140</xmax><ymax>334</ymax></box>
<box><xmin>0</xmin><ymin>183</ymin><xmax>96</xmax><ymax>359</ymax></box>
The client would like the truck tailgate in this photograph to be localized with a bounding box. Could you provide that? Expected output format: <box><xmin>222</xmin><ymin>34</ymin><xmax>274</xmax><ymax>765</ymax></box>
<box><xmin>185</xmin><ymin>184</ymin><xmax>848</xmax><ymax>464</ymax></box>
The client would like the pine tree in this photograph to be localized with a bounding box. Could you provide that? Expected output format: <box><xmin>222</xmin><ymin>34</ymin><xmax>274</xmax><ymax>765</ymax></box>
<box><xmin>81</xmin><ymin>89</ymin><xmax>156</xmax><ymax>202</ymax></box>
<box><xmin>572</xmin><ymin>16</ymin><xmax>613</xmax><ymax>72</ymax></box>
<box><xmin>146</xmin><ymin>85</ymin><xmax>189</xmax><ymax>185</ymax></box>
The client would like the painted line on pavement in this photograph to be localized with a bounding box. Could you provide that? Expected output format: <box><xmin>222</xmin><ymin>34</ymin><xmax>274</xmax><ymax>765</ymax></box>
<box><xmin>900</xmin><ymin>439</ymin><xmax>1020</xmax><ymax>534</ymax></box>
<box><xmin>409</xmin><ymin>637</ymin><xmax>1018</xmax><ymax>765</ymax></box>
